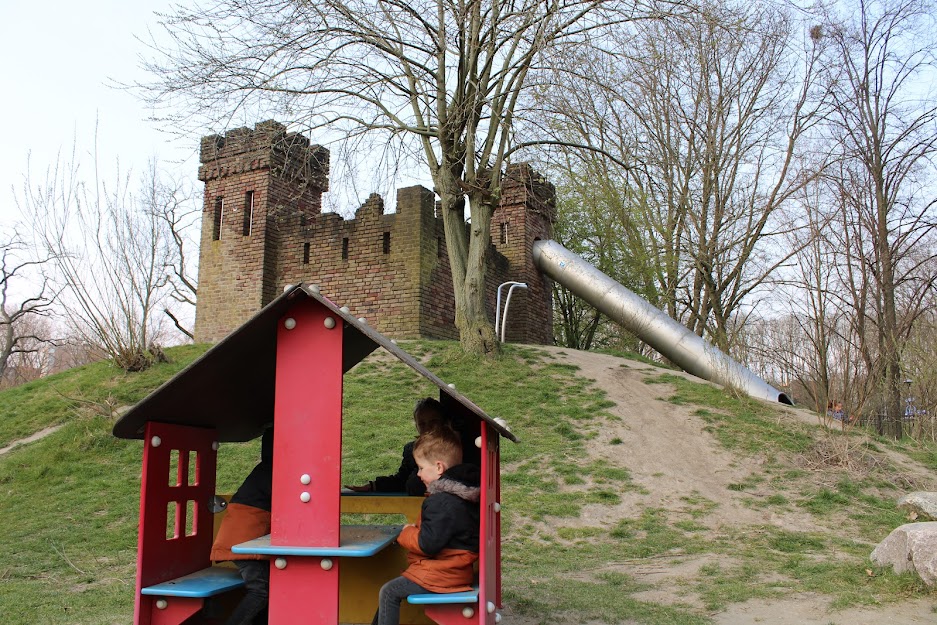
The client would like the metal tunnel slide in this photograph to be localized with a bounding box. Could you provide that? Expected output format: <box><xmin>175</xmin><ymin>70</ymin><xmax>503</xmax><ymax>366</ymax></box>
<box><xmin>532</xmin><ymin>239</ymin><xmax>793</xmax><ymax>405</ymax></box>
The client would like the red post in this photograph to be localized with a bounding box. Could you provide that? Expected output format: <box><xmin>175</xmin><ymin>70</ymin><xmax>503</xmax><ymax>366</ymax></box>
<box><xmin>268</xmin><ymin>299</ymin><xmax>344</xmax><ymax>625</ymax></box>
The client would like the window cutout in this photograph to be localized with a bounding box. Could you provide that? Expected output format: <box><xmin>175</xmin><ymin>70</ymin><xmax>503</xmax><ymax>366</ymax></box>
<box><xmin>499</xmin><ymin>222</ymin><xmax>508</xmax><ymax>245</ymax></box>
<box><xmin>187</xmin><ymin>451</ymin><xmax>197</xmax><ymax>486</ymax></box>
<box><xmin>185</xmin><ymin>500</ymin><xmax>196</xmax><ymax>537</ymax></box>
<box><xmin>303</xmin><ymin>242</ymin><xmax>310</xmax><ymax>265</ymax></box>
<box><xmin>383</xmin><ymin>232</ymin><xmax>391</xmax><ymax>254</ymax></box>
<box><xmin>242</xmin><ymin>191</ymin><xmax>254</xmax><ymax>236</ymax></box>
<box><xmin>166</xmin><ymin>502</ymin><xmax>178</xmax><ymax>540</ymax></box>
<box><xmin>213</xmin><ymin>197</ymin><xmax>224</xmax><ymax>241</ymax></box>
<box><xmin>168</xmin><ymin>450</ymin><xmax>180</xmax><ymax>487</ymax></box>
<box><xmin>342</xmin><ymin>238</ymin><xmax>349</xmax><ymax>260</ymax></box>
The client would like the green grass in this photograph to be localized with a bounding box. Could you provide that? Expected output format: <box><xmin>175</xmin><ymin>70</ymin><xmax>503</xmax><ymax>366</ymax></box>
<box><xmin>3</xmin><ymin>341</ymin><xmax>937</xmax><ymax>624</ymax></box>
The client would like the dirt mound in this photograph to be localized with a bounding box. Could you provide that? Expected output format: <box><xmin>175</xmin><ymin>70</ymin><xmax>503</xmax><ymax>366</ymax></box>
<box><xmin>527</xmin><ymin>345</ymin><xmax>937</xmax><ymax>625</ymax></box>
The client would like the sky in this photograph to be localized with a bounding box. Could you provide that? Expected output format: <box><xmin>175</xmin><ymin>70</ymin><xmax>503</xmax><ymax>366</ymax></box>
<box><xmin>0</xmin><ymin>0</ymin><xmax>197</xmax><ymax>230</ymax></box>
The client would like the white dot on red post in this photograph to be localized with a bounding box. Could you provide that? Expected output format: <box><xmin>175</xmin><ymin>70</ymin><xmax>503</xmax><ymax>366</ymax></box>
<box><xmin>300</xmin><ymin>474</ymin><xmax>311</xmax><ymax>485</ymax></box>
<box><xmin>300</xmin><ymin>492</ymin><xmax>311</xmax><ymax>503</ymax></box>
<box><xmin>494</xmin><ymin>503</ymin><xmax>501</xmax><ymax>513</ymax></box>
<box><xmin>151</xmin><ymin>436</ymin><xmax>161</xmax><ymax>448</ymax></box>
<box><xmin>324</xmin><ymin>317</ymin><xmax>336</xmax><ymax>329</ymax></box>
<box><xmin>156</xmin><ymin>599</ymin><xmax>168</xmax><ymax>609</ymax></box>
<box><xmin>475</xmin><ymin>436</ymin><xmax>482</xmax><ymax>448</ymax></box>
<box><xmin>211</xmin><ymin>441</ymin><xmax>219</xmax><ymax>451</ymax></box>
<box><xmin>340</xmin><ymin>306</ymin><xmax>350</xmax><ymax>313</ymax></box>
<box><xmin>321</xmin><ymin>558</ymin><xmax>333</xmax><ymax>570</ymax></box>
<box><xmin>487</xmin><ymin>601</ymin><xmax>495</xmax><ymax>614</ymax></box>
<box><xmin>284</xmin><ymin>317</ymin><xmax>296</xmax><ymax>330</ymax></box>
<box><xmin>495</xmin><ymin>613</ymin><xmax>502</xmax><ymax>623</ymax></box>
<box><xmin>461</xmin><ymin>607</ymin><xmax>475</xmax><ymax>618</ymax></box>
<box><xmin>275</xmin><ymin>558</ymin><xmax>287</xmax><ymax>570</ymax></box>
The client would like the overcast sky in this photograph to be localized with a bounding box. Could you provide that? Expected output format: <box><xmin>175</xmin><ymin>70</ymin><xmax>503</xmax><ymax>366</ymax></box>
<box><xmin>0</xmin><ymin>0</ymin><xmax>196</xmax><ymax>229</ymax></box>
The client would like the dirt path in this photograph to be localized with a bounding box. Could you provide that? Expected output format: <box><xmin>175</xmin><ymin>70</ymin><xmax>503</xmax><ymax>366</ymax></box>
<box><xmin>0</xmin><ymin>425</ymin><xmax>61</xmax><ymax>456</ymax></box>
<box><xmin>526</xmin><ymin>346</ymin><xmax>937</xmax><ymax>625</ymax></box>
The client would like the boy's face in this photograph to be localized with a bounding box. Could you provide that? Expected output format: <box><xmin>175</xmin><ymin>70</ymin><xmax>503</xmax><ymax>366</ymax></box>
<box><xmin>414</xmin><ymin>451</ymin><xmax>446</xmax><ymax>487</ymax></box>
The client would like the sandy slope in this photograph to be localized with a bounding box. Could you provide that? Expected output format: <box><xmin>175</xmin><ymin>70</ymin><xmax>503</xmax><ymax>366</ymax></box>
<box><xmin>515</xmin><ymin>345</ymin><xmax>937</xmax><ymax>625</ymax></box>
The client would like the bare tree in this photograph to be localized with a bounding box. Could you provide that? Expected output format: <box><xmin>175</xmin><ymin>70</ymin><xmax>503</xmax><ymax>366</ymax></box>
<box><xmin>141</xmin><ymin>0</ymin><xmax>682</xmax><ymax>354</ymax></box>
<box><xmin>149</xmin><ymin>170</ymin><xmax>199</xmax><ymax>340</ymax></box>
<box><xmin>534</xmin><ymin>1</ymin><xmax>829</xmax><ymax>353</ymax></box>
<box><xmin>0</xmin><ymin>231</ymin><xmax>58</xmax><ymax>383</ymax></box>
<box><xmin>18</xmin><ymin>151</ymin><xmax>175</xmax><ymax>372</ymax></box>
<box><xmin>819</xmin><ymin>0</ymin><xmax>937</xmax><ymax>436</ymax></box>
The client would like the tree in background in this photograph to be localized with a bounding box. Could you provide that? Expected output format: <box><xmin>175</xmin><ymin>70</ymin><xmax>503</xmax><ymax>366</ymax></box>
<box><xmin>141</xmin><ymin>0</ymin><xmax>682</xmax><ymax>355</ymax></box>
<box><xmin>149</xmin><ymin>172</ymin><xmax>199</xmax><ymax>340</ymax></box>
<box><xmin>18</xmin><ymin>153</ymin><xmax>181</xmax><ymax>372</ymax></box>
<box><xmin>0</xmin><ymin>230</ymin><xmax>58</xmax><ymax>384</ymax></box>
<box><xmin>818</xmin><ymin>0</ymin><xmax>937</xmax><ymax>436</ymax></box>
<box><xmin>534</xmin><ymin>2</ymin><xmax>828</xmax><ymax>356</ymax></box>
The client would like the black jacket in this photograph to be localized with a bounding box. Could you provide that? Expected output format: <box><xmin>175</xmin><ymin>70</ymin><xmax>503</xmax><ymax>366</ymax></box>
<box><xmin>230</xmin><ymin>427</ymin><xmax>273</xmax><ymax>511</ymax></box>
<box><xmin>417</xmin><ymin>463</ymin><xmax>481</xmax><ymax>555</ymax></box>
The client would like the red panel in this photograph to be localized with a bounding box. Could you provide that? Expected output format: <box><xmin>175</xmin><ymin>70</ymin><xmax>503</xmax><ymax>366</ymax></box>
<box><xmin>134</xmin><ymin>422</ymin><xmax>218</xmax><ymax>625</ymax></box>
<box><xmin>477</xmin><ymin>424</ymin><xmax>501</xmax><ymax>625</ymax></box>
<box><xmin>268</xmin><ymin>557</ymin><xmax>341</xmax><ymax>625</ymax></box>
<box><xmin>271</xmin><ymin>299</ymin><xmax>343</xmax><ymax>547</ymax></box>
<box><xmin>150</xmin><ymin>597</ymin><xmax>202</xmax><ymax>625</ymax></box>
<box><xmin>269</xmin><ymin>300</ymin><xmax>344</xmax><ymax>625</ymax></box>
<box><xmin>425</xmin><ymin>604</ymin><xmax>473</xmax><ymax>625</ymax></box>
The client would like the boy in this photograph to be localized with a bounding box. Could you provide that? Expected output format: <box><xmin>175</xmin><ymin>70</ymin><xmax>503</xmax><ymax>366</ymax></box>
<box><xmin>211</xmin><ymin>427</ymin><xmax>273</xmax><ymax>625</ymax></box>
<box><xmin>372</xmin><ymin>427</ymin><xmax>480</xmax><ymax>625</ymax></box>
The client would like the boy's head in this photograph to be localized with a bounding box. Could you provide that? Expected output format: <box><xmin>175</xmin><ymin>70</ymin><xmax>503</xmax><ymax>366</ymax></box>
<box><xmin>412</xmin><ymin>427</ymin><xmax>463</xmax><ymax>487</ymax></box>
<box><xmin>413</xmin><ymin>397</ymin><xmax>449</xmax><ymax>434</ymax></box>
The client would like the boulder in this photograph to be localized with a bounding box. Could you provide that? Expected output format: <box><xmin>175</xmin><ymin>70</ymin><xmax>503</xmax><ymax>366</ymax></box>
<box><xmin>897</xmin><ymin>492</ymin><xmax>937</xmax><ymax>521</ymax></box>
<box><xmin>871</xmin><ymin>522</ymin><xmax>937</xmax><ymax>585</ymax></box>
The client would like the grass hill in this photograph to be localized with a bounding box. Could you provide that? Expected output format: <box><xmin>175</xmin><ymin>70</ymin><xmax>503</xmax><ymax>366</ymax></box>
<box><xmin>1</xmin><ymin>341</ymin><xmax>936</xmax><ymax>625</ymax></box>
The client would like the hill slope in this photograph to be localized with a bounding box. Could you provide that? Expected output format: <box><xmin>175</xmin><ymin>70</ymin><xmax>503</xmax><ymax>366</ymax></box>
<box><xmin>1</xmin><ymin>342</ymin><xmax>936</xmax><ymax>625</ymax></box>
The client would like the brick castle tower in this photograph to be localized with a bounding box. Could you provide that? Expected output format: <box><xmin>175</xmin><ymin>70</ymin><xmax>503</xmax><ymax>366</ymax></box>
<box><xmin>194</xmin><ymin>121</ymin><xmax>555</xmax><ymax>344</ymax></box>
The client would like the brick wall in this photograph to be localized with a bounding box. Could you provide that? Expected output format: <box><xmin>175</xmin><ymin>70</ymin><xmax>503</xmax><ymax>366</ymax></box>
<box><xmin>193</xmin><ymin>121</ymin><xmax>554</xmax><ymax>344</ymax></box>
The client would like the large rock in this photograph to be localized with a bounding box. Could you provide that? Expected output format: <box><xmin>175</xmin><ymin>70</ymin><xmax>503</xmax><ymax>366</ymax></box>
<box><xmin>871</xmin><ymin>522</ymin><xmax>937</xmax><ymax>585</ymax></box>
<box><xmin>897</xmin><ymin>492</ymin><xmax>937</xmax><ymax>521</ymax></box>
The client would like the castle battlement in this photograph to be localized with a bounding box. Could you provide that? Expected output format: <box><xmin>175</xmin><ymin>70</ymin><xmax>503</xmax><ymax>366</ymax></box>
<box><xmin>193</xmin><ymin>122</ymin><xmax>555</xmax><ymax>345</ymax></box>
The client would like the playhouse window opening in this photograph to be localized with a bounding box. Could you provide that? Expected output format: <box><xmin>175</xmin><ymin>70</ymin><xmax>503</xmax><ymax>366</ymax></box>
<box><xmin>342</xmin><ymin>237</ymin><xmax>349</xmax><ymax>260</ymax></box>
<box><xmin>166</xmin><ymin>502</ymin><xmax>178</xmax><ymax>540</ymax></box>
<box><xmin>303</xmin><ymin>242</ymin><xmax>311</xmax><ymax>265</ymax></box>
<box><xmin>168</xmin><ymin>450</ymin><xmax>180</xmax><ymax>487</ymax></box>
<box><xmin>383</xmin><ymin>232</ymin><xmax>391</xmax><ymax>254</ymax></box>
<box><xmin>499</xmin><ymin>222</ymin><xmax>508</xmax><ymax>245</ymax></box>
<box><xmin>185</xmin><ymin>500</ymin><xmax>196</xmax><ymax>537</ymax></box>
<box><xmin>187</xmin><ymin>450</ymin><xmax>197</xmax><ymax>485</ymax></box>
<box><xmin>242</xmin><ymin>190</ymin><xmax>254</xmax><ymax>236</ymax></box>
<box><xmin>212</xmin><ymin>197</ymin><xmax>224</xmax><ymax>241</ymax></box>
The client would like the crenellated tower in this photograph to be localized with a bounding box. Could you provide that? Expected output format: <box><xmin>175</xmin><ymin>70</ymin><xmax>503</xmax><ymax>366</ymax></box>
<box><xmin>194</xmin><ymin>122</ymin><xmax>555</xmax><ymax>345</ymax></box>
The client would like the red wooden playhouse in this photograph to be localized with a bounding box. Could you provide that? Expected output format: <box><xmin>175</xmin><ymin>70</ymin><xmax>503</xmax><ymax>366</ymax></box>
<box><xmin>112</xmin><ymin>284</ymin><xmax>516</xmax><ymax>625</ymax></box>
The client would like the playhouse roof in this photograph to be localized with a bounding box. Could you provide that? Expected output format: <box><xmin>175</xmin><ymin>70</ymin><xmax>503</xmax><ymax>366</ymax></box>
<box><xmin>112</xmin><ymin>284</ymin><xmax>518</xmax><ymax>444</ymax></box>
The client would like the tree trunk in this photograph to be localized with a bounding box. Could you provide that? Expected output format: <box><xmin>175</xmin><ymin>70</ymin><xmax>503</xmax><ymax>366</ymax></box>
<box><xmin>459</xmin><ymin>191</ymin><xmax>498</xmax><ymax>355</ymax></box>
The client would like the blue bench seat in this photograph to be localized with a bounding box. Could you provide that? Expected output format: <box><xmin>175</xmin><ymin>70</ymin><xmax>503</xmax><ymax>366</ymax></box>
<box><xmin>407</xmin><ymin>586</ymin><xmax>479</xmax><ymax>605</ymax></box>
<box><xmin>141</xmin><ymin>566</ymin><xmax>244</xmax><ymax>598</ymax></box>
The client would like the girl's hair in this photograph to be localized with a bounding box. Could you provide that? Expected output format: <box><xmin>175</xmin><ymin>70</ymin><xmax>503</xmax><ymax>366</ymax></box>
<box><xmin>413</xmin><ymin>397</ymin><xmax>450</xmax><ymax>434</ymax></box>
<box><xmin>413</xmin><ymin>426</ymin><xmax>462</xmax><ymax>468</ymax></box>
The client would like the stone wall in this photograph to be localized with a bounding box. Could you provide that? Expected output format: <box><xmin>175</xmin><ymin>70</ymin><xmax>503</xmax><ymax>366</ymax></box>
<box><xmin>193</xmin><ymin>121</ymin><xmax>555</xmax><ymax>344</ymax></box>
